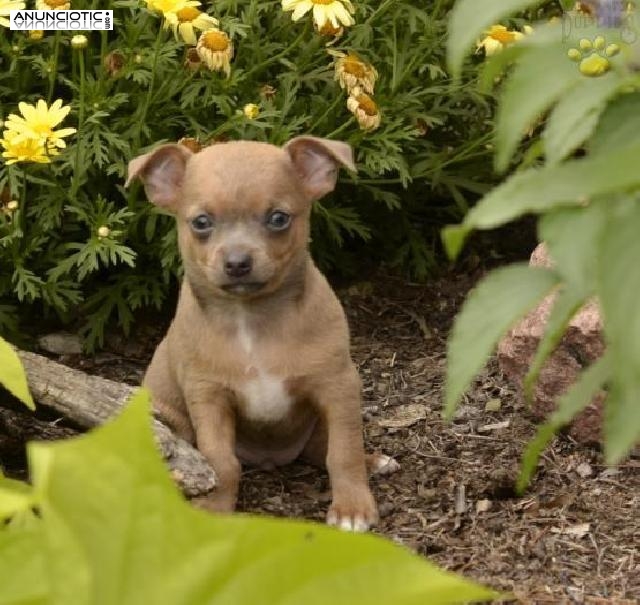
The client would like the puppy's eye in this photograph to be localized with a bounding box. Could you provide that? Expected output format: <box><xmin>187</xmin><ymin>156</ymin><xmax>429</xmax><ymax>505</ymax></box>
<box><xmin>266</xmin><ymin>210</ymin><xmax>291</xmax><ymax>232</ymax></box>
<box><xmin>190</xmin><ymin>214</ymin><xmax>214</xmax><ymax>235</ymax></box>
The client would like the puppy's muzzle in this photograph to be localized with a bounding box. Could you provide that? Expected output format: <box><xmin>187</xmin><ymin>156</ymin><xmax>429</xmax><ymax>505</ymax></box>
<box><xmin>224</xmin><ymin>251</ymin><xmax>253</xmax><ymax>278</ymax></box>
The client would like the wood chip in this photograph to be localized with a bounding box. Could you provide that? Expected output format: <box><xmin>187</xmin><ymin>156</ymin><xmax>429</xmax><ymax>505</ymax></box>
<box><xmin>552</xmin><ymin>523</ymin><xmax>591</xmax><ymax>538</ymax></box>
<box><xmin>478</xmin><ymin>420</ymin><xmax>511</xmax><ymax>433</ymax></box>
<box><xmin>378</xmin><ymin>403</ymin><xmax>427</xmax><ymax>429</ymax></box>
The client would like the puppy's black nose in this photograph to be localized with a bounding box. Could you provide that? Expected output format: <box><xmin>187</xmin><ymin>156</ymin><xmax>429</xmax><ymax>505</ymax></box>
<box><xmin>224</xmin><ymin>252</ymin><xmax>253</xmax><ymax>278</ymax></box>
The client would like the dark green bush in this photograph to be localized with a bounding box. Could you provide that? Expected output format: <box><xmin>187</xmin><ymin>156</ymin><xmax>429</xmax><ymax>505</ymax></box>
<box><xmin>0</xmin><ymin>0</ymin><xmax>495</xmax><ymax>348</ymax></box>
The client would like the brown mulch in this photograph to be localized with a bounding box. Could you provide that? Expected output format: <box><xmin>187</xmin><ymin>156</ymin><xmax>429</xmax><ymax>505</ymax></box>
<box><xmin>1</xmin><ymin>272</ymin><xmax>638</xmax><ymax>604</ymax></box>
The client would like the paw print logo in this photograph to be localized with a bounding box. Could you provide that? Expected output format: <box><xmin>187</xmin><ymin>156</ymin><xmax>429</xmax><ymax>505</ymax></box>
<box><xmin>568</xmin><ymin>36</ymin><xmax>620</xmax><ymax>77</ymax></box>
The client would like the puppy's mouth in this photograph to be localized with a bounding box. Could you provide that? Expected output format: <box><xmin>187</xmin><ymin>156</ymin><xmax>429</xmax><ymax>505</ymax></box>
<box><xmin>220</xmin><ymin>281</ymin><xmax>267</xmax><ymax>295</ymax></box>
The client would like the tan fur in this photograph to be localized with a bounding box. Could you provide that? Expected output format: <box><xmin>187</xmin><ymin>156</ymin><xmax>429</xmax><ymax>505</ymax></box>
<box><xmin>128</xmin><ymin>137</ymin><xmax>378</xmax><ymax>530</ymax></box>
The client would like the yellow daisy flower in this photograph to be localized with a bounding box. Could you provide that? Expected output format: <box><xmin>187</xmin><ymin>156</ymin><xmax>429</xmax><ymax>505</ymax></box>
<box><xmin>476</xmin><ymin>24</ymin><xmax>531</xmax><ymax>56</ymax></box>
<box><xmin>36</xmin><ymin>0</ymin><xmax>70</xmax><ymax>9</ymax></box>
<box><xmin>0</xmin><ymin>0</ymin><xmax>26</xmax><ymax>28</ymax></box>
<box><xmin>4</xmin><ymin>99</ymin><xmax>76</xmax><ymax>151</ymax></box>
<box><xmin>164</xmin><ymin>6</ymin><xmax>219</xmax><ymax>45</ymax></box>
<box><xmin>146</xmin><ymin>0</ymin><xmax>198</xmax><ymax>16</ymax></box>
<box><xmin>196</xmin><ymin>29</ymin><xmax>233</xmax><ymax>77</ymax></box>
<box><xmin>28</xmin><ymin>30</ymin><xmax>45</xmax><ymax>40</ymax></box>
<box><xmin>282</xmin><ymin>0</ymin><xmax>355</xmax><ymax>30</ymax></box>
<box><xmin>1</xmin><ymin>130</ymin><xmax>51</xmax><ymax>164</ymax></box>
<box><xmin>316</xmin><ymin>20</ymin><xmax>343</xmax><ymax>39</ymax></box>
<box><xmin>332</xmin><ymin>51</ymin><xmax>378</xmax><ymax>94</ymax></box>
<box><xmin>346</xmin><ymin>88</ymin><xmax>381</xmax><ymax>132</ymax></box>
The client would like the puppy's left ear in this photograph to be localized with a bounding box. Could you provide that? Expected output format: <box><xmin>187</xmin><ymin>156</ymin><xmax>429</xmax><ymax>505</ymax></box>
<box><xmin>125</xmin><ymin>143</ymin><xmax>192</xmax><ymax>211</ymax></box>
<box><xmin>284</xmin><ymin>136</ymin><xmax>356</xmax><ymax>202</ymax></box>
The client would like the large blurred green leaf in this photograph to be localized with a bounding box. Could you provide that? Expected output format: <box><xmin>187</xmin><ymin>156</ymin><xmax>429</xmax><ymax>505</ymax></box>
<box><xmin>0</xmin><ymin>528</ymin><xmax>49</xmax><ymax>605</ymax></box>
<box><xmin>590</xmin><ymin>92</ymin><xmax>640</xmax><ymax>155</ymax></box>
<box><xmin>539</xmin><ymin>202</ymin><xmax>607</xmax><ymax>292</ymax></box>
<box><xmin>447</xmin><ymin>0</ymin><xmax>540</xmax><ymax>79</ymax></box>
<box><xmin>0</xmin><ymin>336</ymin><xmax>34</xmax><ymax>410</ymax></box>
<box><xmin>597</xmin><ymin>200</ymin><xmax>640</xmax><ymax>463</ymax></box>
<box><xmin>518</xmin><ymin>353</ymin><xmax>612</xmax><ymax>491</ymax></box>
<box><xmin>495</xmin><ymin>43</ymin><xmax>581</xmax><ymax>172</ymax></box>
<box><xmin>544</xmin><ymin>74</ymin><xmax>624</xmax><ymax>166</ymax></box>
<box><xmin>0</xmin><ymin>390</ymin><xmax>498</xmax><ymax>605</ymax></box>
<box><xmin>445</xmin><ymin>264</ymin><xmax>560</xmax><ymax>416</ymax></box>
<box><xmin>443</xmin><ymin>143</ymin><xmax>640</xmax><ymax>258</ymax></box>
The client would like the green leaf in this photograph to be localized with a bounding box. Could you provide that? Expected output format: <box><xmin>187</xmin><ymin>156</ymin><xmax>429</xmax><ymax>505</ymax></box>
<box><xmin>539</xmin><ymin>201</ymin><xmax>607</xmax><ymax>292</ymax></box>
<box><xmin>597</xmin><ymin>200</ymin><xmax>640</xmax><ymax>463</ymax></box>
<box><xmin>445</xmin><ymin>264</ymin><xmax>560</xmax><ymax>416</ymax></box>
<box><xmin>523</xmin><ymin>286</ymin><xmax>587</xmax><ymax>401</ymax></box>
<box><xmin>0</xmin><ymin>336</ymin><xmax>34</xmax><ymax>409</ymax></box>
<box><xmin>0</xmin><ymin>528</ymin><xmax>49</xmax><ymax>605</ymax></box>
<box><xmin>544</xmin><ymin>74</ymin><xmax>624</xmax><ymax>166</ymax></box>
<box><xmin>447</xmin><ymin>0</ymin><xmax>540</xmax><ymax>79</ymax></box>
<box><xmin>0</xmin><ymin>477</ymin><xmax>34</xmax><ymax>520</ymax></box>
<box><xmin>590</xmin><ymin>92</ymin><xmax>640</xmax><ymax>155</ymax></box>
<box><xmin>441</xmin><ymin>224</ymin><xmax>470</xmax><ymax>260</ymax></box>
<box><xmin>495</xmin><ymin>43</ymin><xmax>582</xmax><ymax>172</ymax></box>
<box><xmin>448</xmin><ymin>143</ymin><xmax>640</xmax><ymax>255</ymax></box>
<box><xmin>517</xmin><ymin>353</ymin><xmax>612</xmax><ymax>492</ymax></box>
<box><xmin>0</xmin><ymin>389</ymin><xmax>499</xmax><ymax>605</ymax></box>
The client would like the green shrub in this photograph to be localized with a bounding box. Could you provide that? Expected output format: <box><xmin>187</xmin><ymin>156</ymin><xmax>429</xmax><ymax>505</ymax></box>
<box><xmin>444</xmin><ymin>0</ymin><xmax>640</xmax><ymax>482</ymax></box>
<box><xmin>0</xmin><ymin>336</ymin><xmax>499</xmax><ymax>604</ymax></box>
<box><xmin>0</xmin><ymin>0</ymin><xmax>495</xmax><ymax>348</ymax></box>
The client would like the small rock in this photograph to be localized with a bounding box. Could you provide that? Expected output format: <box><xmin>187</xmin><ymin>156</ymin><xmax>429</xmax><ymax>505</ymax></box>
<box><xmin>476</xmin><ymin>499</ymin><xmax>493</xmax><ymax>513</ymax></box>
<box><xmin>497</xmin><ymin>243</ymin><xmax>605</xmax><ymax>444</ymax></box>
<box><xmin>38</xmin><ymin>332</ymin><xmax>82</xmax><ymax>355</ymax></box>
<box><xmin>576</xmin><ymin>462</ymin><xmax>593</xmax><ymax>478</ymax></box>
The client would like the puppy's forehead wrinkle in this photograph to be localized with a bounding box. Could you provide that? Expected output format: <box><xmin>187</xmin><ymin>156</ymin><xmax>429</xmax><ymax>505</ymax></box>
<box><xmin>187</xmin><ymin>141</ymin><xmax>302</xmax><ymax>200</ymax></box>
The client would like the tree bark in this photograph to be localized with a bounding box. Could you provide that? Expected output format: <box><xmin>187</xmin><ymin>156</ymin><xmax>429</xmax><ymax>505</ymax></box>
<box><xmin>14</xmin><ymin>350</ymin><xmax>217</xmax><ymax>497</ymax></box>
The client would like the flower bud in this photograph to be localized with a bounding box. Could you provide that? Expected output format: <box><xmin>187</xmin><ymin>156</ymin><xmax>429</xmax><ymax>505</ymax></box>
<box><xmin>71</xmin><ymin>34</ymin><xmax>88</xmax><ymax>49</ymax></box>
<box><xmin>243</xmin><ymin>103</ymin><xmax>260</xmax><ymax>120</ymax></box>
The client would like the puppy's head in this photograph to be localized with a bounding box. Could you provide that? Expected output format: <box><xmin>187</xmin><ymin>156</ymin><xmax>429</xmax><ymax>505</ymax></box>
<box><xmin>126</xmin><ymin>137</ymin><xmax>355</xmax><ymax>299</ymax></box>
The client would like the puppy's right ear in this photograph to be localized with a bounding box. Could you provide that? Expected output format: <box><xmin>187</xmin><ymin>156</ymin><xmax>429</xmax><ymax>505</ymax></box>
<box><xmin>125</xmin><ymin>144</ymin><xmax>192</xmax><ymax>210</ymax></box>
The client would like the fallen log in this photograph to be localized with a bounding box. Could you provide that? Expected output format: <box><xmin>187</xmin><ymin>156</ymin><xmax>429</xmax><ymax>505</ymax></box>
<box><xmin>14</xmin><ymin>350</ymin><xmax>217</xmax><ymax>497</ymax></box>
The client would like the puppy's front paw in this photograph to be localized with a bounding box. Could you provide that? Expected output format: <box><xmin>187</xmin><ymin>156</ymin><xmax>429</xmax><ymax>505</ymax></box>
<box><xmin>191</xmin><ymin>492</ymin><xmax>236</xmax><ymax>514</ymax></box>
<box><xmin>327</xmin><ymin>487</ymin><xmax>378</xmax><ymax>532</ymax></box>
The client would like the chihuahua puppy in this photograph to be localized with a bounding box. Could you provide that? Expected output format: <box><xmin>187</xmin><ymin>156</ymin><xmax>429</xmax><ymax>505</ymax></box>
<box><xmin>126</xmin><ymin>137</ymin><xmax>391</xmax><ymax>531</ymax></box>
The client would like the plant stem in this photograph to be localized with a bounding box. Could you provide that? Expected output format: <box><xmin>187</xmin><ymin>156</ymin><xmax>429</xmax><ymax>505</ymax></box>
<box><xmin>307</xmin><ymin>95</ymin><xmax>342</xmax><ymax>133</ymax></box>
<box><xmin>324</xmin><ymin>117</ymin><xmax>355</xmax><ymax>139</ymax></box>
<box><xmin>364</xmin><ymin>0</ymin><xmax>396</xmax><ymax>25</ymax></box>
<box><xmin>47</xmin><ymin>32</ymin><xmax>61</xmax><ymax>103</ymax></box>
<box><xmin>242</xmin><ymin>24</ymin><xmax>308</xmax><ymax>81</ymax></box>
<box><xmin>71</xmin><ymin>50</ymin><xmax>86</xmax><ymax>202</ymax></box>
<box><xmin>134</xmin><ymin>27</ymin><xmax>164</xmax><ymax>152</ymax></box>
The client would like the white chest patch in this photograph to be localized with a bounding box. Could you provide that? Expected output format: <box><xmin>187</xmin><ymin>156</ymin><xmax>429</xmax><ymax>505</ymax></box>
<box><xmin>239</xmin><ymin>372</ymin><xmax>293</xmax><ymax>423</ymax></box>
<box><xmin>235</xmin><ymin>313</ymin><xmax>292</xmax><ymax>423</ymax></box>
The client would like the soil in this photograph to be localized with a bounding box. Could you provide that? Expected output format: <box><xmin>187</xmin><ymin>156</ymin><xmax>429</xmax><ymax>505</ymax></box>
<box><xmin>1</xmin><ymin>270</ymin><xmax>638</xmax><ymax>604</ymax></box>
